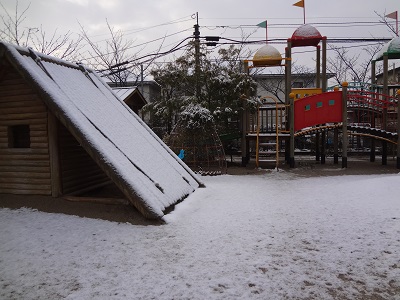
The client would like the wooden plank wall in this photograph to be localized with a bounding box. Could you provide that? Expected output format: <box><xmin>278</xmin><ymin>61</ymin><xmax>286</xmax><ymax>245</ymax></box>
<box><xmin>1</xmin><ymin>60</ymin><xmax>112</xmax><ymax>197</ymax></box>
<box><xmin>0</xmin><ymin>64</ymin><xmax>52</xmax><ymax>195</ymax></box>
<box><xmin>58</xmin><ymin>122</ymin><xmax>111</xmax><ymax>195</ymax></box>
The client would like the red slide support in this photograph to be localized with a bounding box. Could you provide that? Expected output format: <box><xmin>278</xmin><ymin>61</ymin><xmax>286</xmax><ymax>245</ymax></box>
<box><xmin>294</xmin><ymin>91</ymin><xmax>342</xmax><ymax>131</ymax></box>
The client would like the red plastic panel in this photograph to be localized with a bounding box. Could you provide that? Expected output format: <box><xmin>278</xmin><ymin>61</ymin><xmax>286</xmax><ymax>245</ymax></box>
<box><xmin>294</xmin><ymin>91</ymin><xmax>342</xmax><ymax>131</ymax></box>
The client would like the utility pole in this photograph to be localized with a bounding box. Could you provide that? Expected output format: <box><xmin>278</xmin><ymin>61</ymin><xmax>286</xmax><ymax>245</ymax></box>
<box><xmin>193</xmin><ymin>12</ymin><xmax>201</xmax><ymax>99</ymax></box>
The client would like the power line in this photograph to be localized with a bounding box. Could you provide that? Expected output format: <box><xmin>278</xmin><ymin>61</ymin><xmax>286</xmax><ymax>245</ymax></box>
<box><xmin>82</xmin><ymin>14</ymin><xmax>195</xmax><ymax>41</ymax></box>
<box><xmin>202</xmin><ymin>21</ymin><xmax>397</xmax><ymax>30</ymax></box>
<box><xmin>81</xmin><ymin>28</ymin><xmax>192</xmax><ymax>62</ymax></box>
<box><xmin>100</xmin><ymin>36</ymin><xmax>193</xmax><ymax>74</ymax></box>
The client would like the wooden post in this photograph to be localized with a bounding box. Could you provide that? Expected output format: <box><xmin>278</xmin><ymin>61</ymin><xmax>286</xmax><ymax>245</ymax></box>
<box><xmin>285</xmin><ymin>41</ymin><xmax>292</xmax><ymax>164</ymax></box>
<box><xmin>382</xmin><ymin>54</ymin><xmax>389</xmax><ymax>165</ymax></box>
<box><xmin>315</xmin><ymin>132</ymin><xmax>320</xmax><ymax>161</ymax></box>
<box><xmin>334</xmin><ymin>127</ymin><xmax>339</xmax><ymax>164</ymax></box>
<box><xmin>371</xmin><ymin>60</ymin><xmax>376</xmax><ymax>90</ymax></box>
<box><xmin>397</xmin><ymin>89</ymin><xmax>400</xmax><ymax>169</ymax></box>
<box><xmin>321</xmin><ymin>130</ymin><xmax>326</xmax><ymax>164</ymax></box>
<box><xmin>370</xmin><ymin>139</ymin><xmax>376</xmax><ymax>162</ymax></box>
<box><xmin>322</xmin><ymin>38</ymin><xmax>327</xmax><ymax>92</ymax></box>
<box><xmin>316</xmin><ymin>46</ymin><xmax>321</xmax><ymax>88</ymax></box>
<box><xmin>321</xmin><ymin>38</ymin><xmax>327</xmax><ymax>164</ymax></box>
<box><xmin>333</xmin><ymin>87</ymin><xmax>339</xmax><ymax>164</ymax></box>
<box><xmin>370</xmin><ymin>60</ymin><xmax>376</xmax><ymax>163</ymax></box>
<box><xmin>241</xmin><ymin>61</ymin><xmax>249</xmax><ymax>166</ymax></box>
<box><xmin>289</xmin><ymin>92</ymin><xmax>295</xmax><ymax>168</ymax></box>
<box><xmin>342</xmin><ymin>82</ymin><xmax>348</xmax><ymax>168</ymax></box>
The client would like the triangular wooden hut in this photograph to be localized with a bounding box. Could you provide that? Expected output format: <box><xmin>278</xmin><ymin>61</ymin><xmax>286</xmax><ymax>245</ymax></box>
<box><xmin>0</xmin><ymin>42</ymin><xmax>204</xmax><ymax>219</ymax></box>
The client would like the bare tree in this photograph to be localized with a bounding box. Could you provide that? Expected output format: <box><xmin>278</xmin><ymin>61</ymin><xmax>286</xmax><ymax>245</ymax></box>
<box><xmin>0</xmin><ymin>0</ymin><xmax>82</xmax><ymax>60</ymax></box>
<box><xmin>327</xmin><ymin>43</ymin><xmax>382</xmax><ymax>85</ymax></box>
<box><xmin>326</xmin><ymin>11</ymin><xmax>396</xmax><ymax>87</ymax></box>
<box><xmin>80</xmin><ymin>20</ymin><xmax>163</xmax><ymax>86</ymax></box>
<box><xmin>30</xmin><ymin>25</ymin><xmax>83</xmax><ymax>60</ymax></box>
<box><xmin>0</xmin><ymin>1</ymin><xmax>32</xmax><ymax>45</ymax></box>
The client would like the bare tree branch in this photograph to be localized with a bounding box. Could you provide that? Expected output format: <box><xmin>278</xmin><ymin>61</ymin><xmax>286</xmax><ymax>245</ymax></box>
<box><xmin>327</xmin><ymin>43</ymin><xmax>383</xmax><ymax>85</ymax></box>
<box><xmin>0</xmin><ymin>0</ymin><xmax>32</xmax><ymax>45</ymax></box>
<box><xmin>79</xmin><ymin>19</ymin><xmax>164</xmax><ymax>86</ymax></box>
<box><xmin>0</xmin><ymin>0</ymin><xmax>83</xmax><ymax>60</ymax></box>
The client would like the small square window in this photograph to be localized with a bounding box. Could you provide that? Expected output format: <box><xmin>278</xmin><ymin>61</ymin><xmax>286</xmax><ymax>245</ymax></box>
<box><xmin>316</xmin><ymin>101</ymin><xmax>323</xmax><ymax>108</ymax></box>
<box><xmin>305</xmin><ymin>104</ymin><xmax>311</xmax><ymax>111</ymax></box>
<box><xmin>329</xmin><ymin>99</ymin><xmax>335</xmax><ymax>106</ymax></box>
<box><xmin>8</xmin><ymin>125</ymin><xmax>31</xmax><ymax>148</ymax></box>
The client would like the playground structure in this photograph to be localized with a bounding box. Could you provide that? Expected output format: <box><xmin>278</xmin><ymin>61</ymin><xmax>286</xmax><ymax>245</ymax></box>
<box><xmin>241</xmin><ymin>25</ymin><xmax>400</xmax><ymax>169</ymax></box>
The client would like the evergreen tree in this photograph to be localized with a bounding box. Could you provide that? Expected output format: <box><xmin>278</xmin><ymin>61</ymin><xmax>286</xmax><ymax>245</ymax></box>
<box><xmin>143</xmin><ymin>43</ymin><xmax>257</xmax><ymax>136</ymax></box>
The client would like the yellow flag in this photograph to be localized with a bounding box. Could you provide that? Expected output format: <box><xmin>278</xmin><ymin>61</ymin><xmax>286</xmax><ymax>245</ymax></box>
<box><xmin>293</xmin><ymin>0</ymin><xmax>304</xmax><ymax>8</ymax></box>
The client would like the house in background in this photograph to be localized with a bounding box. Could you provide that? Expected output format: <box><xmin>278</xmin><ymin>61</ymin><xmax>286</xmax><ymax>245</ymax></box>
<box><xmin>109</xmin><ymin>80</ymin><xmax>162</xmax><ymax>123</ymax></box>
<box><xmin>0</xmin><ymin>42</ymin><xmax>203</xmax><ymax>219</ymax></box>
<box><xmin>254</xmin><ymin>72</ymin><xmax>336</xmax><ymax>104</ymax></box>
<box><xmin>108</xmin><ymin>80</ymin><xmax>161</xmax><ymax>105</ymax></box>
<box><xmin>112</xmin><ymin>86</ymin><xmax>147</xmax><ymax>115</ymax></box>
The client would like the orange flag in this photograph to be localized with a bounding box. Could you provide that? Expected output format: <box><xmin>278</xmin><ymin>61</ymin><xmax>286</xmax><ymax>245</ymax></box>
<box><xmin>293</xmin><ymin>0</ymin><xmax>304</xmax><ymax>8</ymax></box>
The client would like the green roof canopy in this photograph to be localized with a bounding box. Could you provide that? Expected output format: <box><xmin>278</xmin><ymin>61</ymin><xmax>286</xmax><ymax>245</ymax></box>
<box><xmin>375</xmin><ymin>37</ymin><xmax>400</xmax><ymax>61</ymax></box>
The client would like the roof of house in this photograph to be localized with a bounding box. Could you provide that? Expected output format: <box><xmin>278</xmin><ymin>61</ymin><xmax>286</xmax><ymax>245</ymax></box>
<box><xmin>113</xmin><ymin>86</ymin><xmax>140</xmax><ymax>100</ymax></box>
<box><xmin>0</xmin><ymin>42</ymin><xmax>204</xmax><ymax>219</ymax></box>
<box><xmin>112</xmin><ymin>87</ymin><xmax>147</xmax><ymax>110</ymax></box>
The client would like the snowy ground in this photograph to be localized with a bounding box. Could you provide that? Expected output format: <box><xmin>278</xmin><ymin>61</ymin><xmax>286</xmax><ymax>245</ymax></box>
<box><xmin>1</xmin><ymin>171</ymin><xmax>400</xmax><ymax>300</ymax></box>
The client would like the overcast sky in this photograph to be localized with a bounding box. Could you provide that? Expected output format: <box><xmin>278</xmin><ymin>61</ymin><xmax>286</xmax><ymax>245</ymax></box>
<box><xmin>1</xmin><ymin>0</ymin><xmax>399</xmax><ymax>66</ymax></box>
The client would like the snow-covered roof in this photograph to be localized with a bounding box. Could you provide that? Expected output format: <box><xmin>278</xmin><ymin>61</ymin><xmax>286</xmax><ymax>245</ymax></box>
<box><xmin>289</xmin><ymin>24</ymin><xmax>324</xmax><ymax>48</ymax></box>
<box><xmin>112</xmin><ymin>86</ymin><xmax>147</xmax><ymax>109</ymax></box>
<box><xmin>112</xmin><ymin>87</ymin><xmax>138</xmax><ymax>101</ymax></box>
<box><xmin>252</xmin><ymin>45</ymin><xmax>282</xmax><ymax>67</ymax></box>
<box><xmin>375</xmin><ymin>36</ymin><xmax>400</xmax><ymax>61</ymax></box>
<box><xmin>0</xmin><ymin>42</ymin><xmax>204</xmax><ymax>219</ymax></box>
